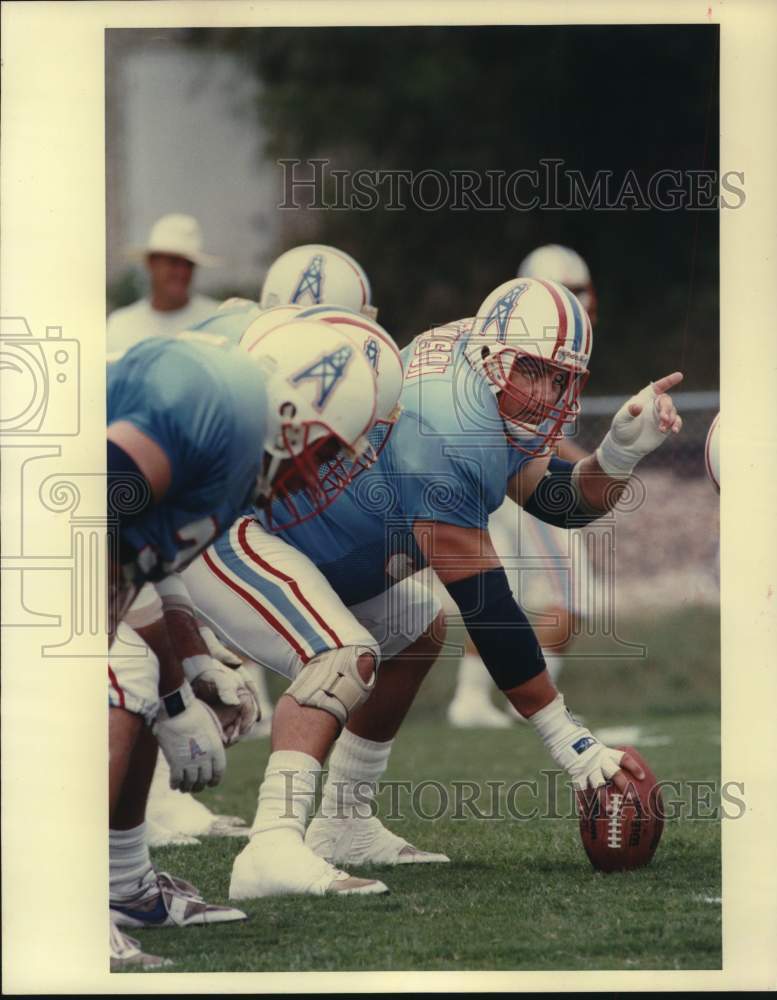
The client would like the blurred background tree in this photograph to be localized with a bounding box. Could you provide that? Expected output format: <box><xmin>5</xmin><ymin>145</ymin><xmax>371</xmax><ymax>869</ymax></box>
<box><xmin>178</xmin><ymin>25</ymin><xmax>719</xmax><ymax>393</ymax></box>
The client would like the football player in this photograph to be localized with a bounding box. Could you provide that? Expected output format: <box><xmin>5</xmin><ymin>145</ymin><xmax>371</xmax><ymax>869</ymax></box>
<box><xmin>143</xmin><ymin>245</ymin><xmax>386</xmax><ymax>847</ymax></box>
<box><xmin>448</xmin><ymin>244</ymin><xmax>598</xmax><ymax>727</ymax></box>
<box><xmin>181</xmin><ymin>276</ymin><xmax>682</xmax><ymax>899</ymax></box>
<box><xmin>107</xmin><ymin>320</ymin><xmax>379</xmax><ymax>962</ymax></box>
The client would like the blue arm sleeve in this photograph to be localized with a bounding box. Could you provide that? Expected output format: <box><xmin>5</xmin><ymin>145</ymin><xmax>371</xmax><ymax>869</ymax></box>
<box><xmin>446</xmin><ymin>569</ymin><xmax>546</xmax><ymax>689</ymax></box>
<box><xmin>522</xmin><ymin>456</ymin><xmax>605</xmax><ymax>529</ymax></box>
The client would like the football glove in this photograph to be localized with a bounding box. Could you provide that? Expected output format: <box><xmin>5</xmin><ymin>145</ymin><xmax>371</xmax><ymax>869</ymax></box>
<box><xmin>153</xmin><ymin>681</ymin><xmax>226</xmax><ymax>791</ymax></box>
<box><xmin>199</xmin><ymin>625</ymin><xmax>243</xmax><ymax>667</ymax></box>
<box><xmin>529</xmin><ymin>694</ymin><xmax>624</xmax><ymax>791</ymax></box>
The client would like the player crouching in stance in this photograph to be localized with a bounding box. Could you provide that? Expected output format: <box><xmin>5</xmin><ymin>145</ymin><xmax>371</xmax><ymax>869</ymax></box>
<box><xmin>448</xmin><ymin>244</ymin><xmax>598</xmax><ymax>726</ymax></box>
<box><xmin>182</xmin><ymin>305</ymin><xmax>448</xmax><ymax>897</ymax></box>
<box><xmin>107</xmin><ymin>320</ymin><xmax>379</xmax><ymax>965</ymax></box>
<box><xmin>184</xmin><ymin>275</ymin><xmax>682</xmax><ymax>899</ymax></box>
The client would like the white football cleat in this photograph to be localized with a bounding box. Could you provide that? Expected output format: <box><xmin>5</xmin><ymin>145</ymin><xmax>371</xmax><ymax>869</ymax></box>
<box><xmin>111</xmin><ymin>871</ymin><xmax>247</xmax><ymax>929</ymax></box>
<box><xmin>447</xmin><ymin>696</ymin><xmax>515</xmax><ymax>729</ymax></box>
<box><xmin>110</xmin><ymin>913</ymin><xmax>172</xmax><ymax>970</ymax></box>
<box><xmin>305</xmin><ymin>814</ymin><xmax>450</xmax><ymax>866</ymax></box>
<box><xmin>146</xmin><ymin>818</ymin><xmax>201</xmax><ymax>848</ymax></box>
<box><xmin>229</xmin><ymin>834</ymin><xmax>389</xmax><ymax>899</ymax></box>
<box><xmin>148</xmin><ymin>770</ymin><xmax>248</xmax><ymax>839</ymax></box>
<box><xmin>207</xmin><ymin>814</ymin><xmax>250</xmax><ymax>838</ymax></box>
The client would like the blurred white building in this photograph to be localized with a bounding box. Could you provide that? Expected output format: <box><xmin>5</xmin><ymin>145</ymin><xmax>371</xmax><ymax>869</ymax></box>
<box><xmin>107</xmin><ymin>33</ymin><xmax>279</xmax><ymax>298</ymax></box>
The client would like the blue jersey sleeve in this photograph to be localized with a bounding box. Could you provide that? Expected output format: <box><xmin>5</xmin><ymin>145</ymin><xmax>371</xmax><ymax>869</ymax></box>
<box><xmin>113</xmin><ymin>344</ymin><xmax>234</xmax><ymax>498</ymax></box>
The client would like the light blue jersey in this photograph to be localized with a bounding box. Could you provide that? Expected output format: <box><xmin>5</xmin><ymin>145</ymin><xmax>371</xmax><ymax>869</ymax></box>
<box><xmin>108</xmin><ymin>335</ymin><xmax>268</xmax><ymax>584</ymax></box>
<box><xmin>266</xmin><ymin>320</ymin><xmax>533</xmax><ymax>606</ymax></box>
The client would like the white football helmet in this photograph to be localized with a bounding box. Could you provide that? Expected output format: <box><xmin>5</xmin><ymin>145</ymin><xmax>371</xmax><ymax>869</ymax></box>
<box><xmin>260</xmin><ymin>244</ymin><xmax>377</xmax><ymax>318</ymax></box>
<box><xmin>518</xmin><ymin>244</ymin><xmax>597</xmax><ymax>327</ymax></box>
<box><xmin>704</xmin><ymin>412</ymin><xmax>720</xmax><ymax>493</ymax></box>
<box><xmin>297</xmin><ymin>305</ymin><xmax>403</xmax><ymax>467</ymax></box>
<box><xmin>238</xmin><ymin>305</ymin><xmax>304</xmax><ymax>353</ymax></box>
<box><xmin>216</xmin><ymin>296</ymin><xmax>256</xmax><ymax>313</ymax></box>
<box><xmin>464</xmin><ymin>277</ymin><xmax>592</xmax><ymax>455</ymax></box>
<box><xmin>244</xmin><ymin>319</ymin><xmax>377</xmax><ymax>527</ymax></box>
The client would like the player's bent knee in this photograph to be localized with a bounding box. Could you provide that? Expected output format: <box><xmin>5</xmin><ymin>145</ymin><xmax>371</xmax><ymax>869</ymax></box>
<box><xmin>286</xmin><ymin>645</ymin><xmax>379</xmax><ymax>727</ymax></box>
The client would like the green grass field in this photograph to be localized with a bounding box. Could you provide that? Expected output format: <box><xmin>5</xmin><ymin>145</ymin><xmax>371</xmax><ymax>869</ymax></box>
<box><xmin>134</xmin><ymin>606</ymin><xmax>721</xmax><ymax>973</ymax></box>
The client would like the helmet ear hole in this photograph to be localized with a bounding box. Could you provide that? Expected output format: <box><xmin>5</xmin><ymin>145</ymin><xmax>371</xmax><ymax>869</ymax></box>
<box><xmin>279</xmin><ymin>401</ymin><xmax>297</xmax><ymax>419</ymax></box>
<box><xmin>481</xmin><ymin>346</ymin><xmax>490</xmax><ymax>360</ymax></box>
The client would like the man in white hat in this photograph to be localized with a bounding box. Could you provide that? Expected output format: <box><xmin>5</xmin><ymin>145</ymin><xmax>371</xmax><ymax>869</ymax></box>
<box><xmin>107</xmin><ymin>214</ymin><xmax>222</xmax><ymax>355</ymax></box>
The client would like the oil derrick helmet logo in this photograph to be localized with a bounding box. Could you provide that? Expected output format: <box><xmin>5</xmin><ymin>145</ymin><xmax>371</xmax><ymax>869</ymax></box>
<box><xmin>479</xmin><ymin>282</ymin><xmax>530</xmax><ymax>344</ymax></box>
<box><xmin>291</xmin><ymin>254</ymin><xmax>325</xmax><ymax>305</ymax></box>
<box><xmin>289</xmin><ymin>344</ymin><xmax>354</xmax><ymax>411</ymax></box>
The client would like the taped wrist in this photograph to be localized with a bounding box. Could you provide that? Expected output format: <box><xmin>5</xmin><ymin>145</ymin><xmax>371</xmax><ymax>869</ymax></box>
<box><xmin>446</xmin><ymin>568</ymin><xmax>546</xmax><ymax>690</ymax></box>
<box><xmin>595</xmin><ymin>434</ymin><xmax>636</xmax><ymax>478</ymax></box>
<box><xmin>523</xmin><ymin>456</ymin><xmax>604</xmax><ymax>528</ymax></box>
<box><xmin>529</xmin><ymin>693</ymin><xmax>595</xmax><ymax>761</ymax></box>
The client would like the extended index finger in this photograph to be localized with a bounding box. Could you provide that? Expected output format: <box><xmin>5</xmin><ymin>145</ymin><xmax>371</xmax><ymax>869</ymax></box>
<box><xmin>651</xmin><ymin>371</ymin><xmax>684</xmax><ymax>395</ymax></box>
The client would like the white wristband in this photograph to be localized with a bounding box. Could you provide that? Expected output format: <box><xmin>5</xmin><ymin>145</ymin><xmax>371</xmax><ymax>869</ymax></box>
<box><xmin>529</xmin><ymin>694</ymin><xmax>596</xmax><ymax>760</ymax></box>
<box><xmin>595</xmin><ymin>436</ymin><xmax>636</xmax><ymax>479</ymax></box>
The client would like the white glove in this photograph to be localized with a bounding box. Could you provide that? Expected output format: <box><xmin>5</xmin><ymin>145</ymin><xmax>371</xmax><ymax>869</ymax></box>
<box><xmin>152</xmin><ymin>681</ymin><xmax>227</xmax><ymax>791</ymax></box>
<box><xmin>185</xmin><ymin>659</ymin><xmax>260</xmax><ymax>746</ymax></box>
<box><xmin>596</xmin><ymin>382</ymin><xmax>673</xmax><ymax>478</ymax></box>
<box><xmin>530</xmin><ymin>694</ymin><xmax>624</xmax><ymax>791</ymax></box>
<box><xmin>234</xmin><ymin>665</ymin><xmax>261</xmax><ymax>733</ymax></box>
<box><xmin>199</xmin><ymin>625</ymin><xmax>242</xmax><ymax>667</ymax></box>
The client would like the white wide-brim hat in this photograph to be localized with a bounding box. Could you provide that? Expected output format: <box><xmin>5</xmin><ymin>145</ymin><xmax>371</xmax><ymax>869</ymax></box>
<box><xmin>127</xmin><ymin>213</ymin><xmax>222</xmax><ymax>268</ymax></box>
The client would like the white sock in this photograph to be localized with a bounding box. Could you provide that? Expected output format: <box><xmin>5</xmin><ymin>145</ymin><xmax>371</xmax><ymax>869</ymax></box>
<box><xmin>109</xmin><ymin>823</ymin><xmax>154</xmax><ymax>900</ymax></box>
<box><xmin>319</xmin><ymin>730</ymin><xmax>392</xmax><ymax>819</ymax></box>
<box><xmin>250</xmin><ymin>750</ymin><xmax>321</xmax><ymax>841</ymax></box>
<box><xmin>453</xmin><ymin>654</ymin><xmax>494</xmax><ymax>699</ymax></box>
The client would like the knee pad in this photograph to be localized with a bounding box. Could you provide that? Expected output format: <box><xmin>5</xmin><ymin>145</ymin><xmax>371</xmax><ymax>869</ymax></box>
<box><xmin>286</xmin><ymin>645</ymin><xmax>378</xmax><ymax>726</ymax></box>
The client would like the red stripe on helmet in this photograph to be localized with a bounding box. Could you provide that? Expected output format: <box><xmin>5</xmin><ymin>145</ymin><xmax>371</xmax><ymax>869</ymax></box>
<box><xmin>318</xmin><ymin>314</ymin><xmax>402</xmax><ymax>367</ymax></box>
<box><xmin>331</xmin><ymin>248</ymin><xmax>369</xmax><ymax>307</ymax></box>
<box><xmin>536</xmin><ymin>278</ymin><xmax>568</xmax><ymax>360</ymax></box>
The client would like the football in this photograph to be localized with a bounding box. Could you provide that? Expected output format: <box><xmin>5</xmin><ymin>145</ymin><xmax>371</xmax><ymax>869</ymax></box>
<box><xmin>577</xmin><ymin>746</ymin><xmax>664</xmax><ymax>873</ymax></box>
